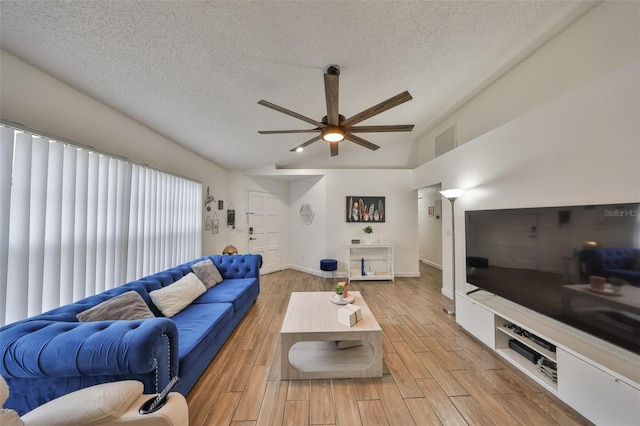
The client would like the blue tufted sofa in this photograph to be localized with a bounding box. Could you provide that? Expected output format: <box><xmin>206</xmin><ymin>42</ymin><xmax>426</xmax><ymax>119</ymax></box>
<box><xmin>579</xmin><ymin>247</ymin><xmax>640</xmax><ymax>286</ymax></box>
<box><xmin>0</xmin><ymin>254</ymin><xmax>261</xmax><ymax>415</ymax></box>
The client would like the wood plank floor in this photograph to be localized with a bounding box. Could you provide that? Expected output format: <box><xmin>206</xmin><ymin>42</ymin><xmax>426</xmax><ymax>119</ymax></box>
<box><xmin>186</xmin><ymin>263</ymin><xmax>592</xmax><ymax>425</ymax></box>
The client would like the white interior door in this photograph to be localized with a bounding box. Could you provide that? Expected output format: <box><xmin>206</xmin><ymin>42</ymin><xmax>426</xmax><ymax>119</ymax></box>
<box><xmin>247</xmin><ymin>190</ymin><xmax>282</xmax><ymax>274</ymax></box>
<box><xmin>487</xmin><ymin>212</ymin><xmax>539</xmax><ymax>270</ymax></box>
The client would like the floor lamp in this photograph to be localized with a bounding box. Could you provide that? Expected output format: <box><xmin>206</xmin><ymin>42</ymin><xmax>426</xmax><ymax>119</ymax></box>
<box><xmin>439</xmin><ymin>188</ymin><xmax>465</xmax><ymax>316</ymax></box>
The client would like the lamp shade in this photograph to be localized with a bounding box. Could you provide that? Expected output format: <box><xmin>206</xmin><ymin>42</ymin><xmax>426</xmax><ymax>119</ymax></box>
<box><xmin>439</xmin><ymin>188</ymin><xmax>465</xmax><ymax>201</ymax></box>
<box><xmin>322</xmin><ymin>126</ymin><xmax>345</xmax><ymax>142</ymax></box>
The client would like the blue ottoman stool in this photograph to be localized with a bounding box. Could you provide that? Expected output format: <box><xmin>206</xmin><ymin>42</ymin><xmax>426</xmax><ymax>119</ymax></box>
<box><xmin>320</xmin><ymin>259</ymin><xmax>338</xmax><ymax>281</ymax></box>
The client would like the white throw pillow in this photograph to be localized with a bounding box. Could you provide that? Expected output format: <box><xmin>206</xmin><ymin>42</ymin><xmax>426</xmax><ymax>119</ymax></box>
<box><xmin>149</xmin><ymin>272</ymin><xmax>206</xmax><ymax>317</ymax></box>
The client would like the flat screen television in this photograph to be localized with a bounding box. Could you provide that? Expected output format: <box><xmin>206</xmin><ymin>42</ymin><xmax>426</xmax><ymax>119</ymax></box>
<box><xmin>464</xmin><ymin>202</ymin><xmax>640</xmax><ymax>356</ymax></box>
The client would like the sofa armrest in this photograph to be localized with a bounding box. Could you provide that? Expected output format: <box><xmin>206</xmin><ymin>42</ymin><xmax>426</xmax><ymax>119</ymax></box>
<box><xmin>0</xmin><ymin>318</ymin><xmax>178</xmax><ymax>380</ymax></box>
<box><xmin>20</xmin><ymin>380</ymin><xmax>143</xmax><ymax>424</ymax></box>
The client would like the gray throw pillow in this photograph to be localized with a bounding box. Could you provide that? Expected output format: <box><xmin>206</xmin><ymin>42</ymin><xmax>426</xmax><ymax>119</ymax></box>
<box><xmin>191</xmin><ymin>259</ymin><xmax>223</xmax><ymax>289</ymax></box>
<box><xmin>77</xmin><ymin>291</ymin><xmax>155</xmax><ymax>322</ymax></box>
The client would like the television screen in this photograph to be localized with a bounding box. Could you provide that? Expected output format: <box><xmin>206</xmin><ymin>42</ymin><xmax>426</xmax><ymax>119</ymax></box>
<box><xmin>465</xmin><ymin>202</ymin><xmax>640</xmax><ymax>356</ymax></box>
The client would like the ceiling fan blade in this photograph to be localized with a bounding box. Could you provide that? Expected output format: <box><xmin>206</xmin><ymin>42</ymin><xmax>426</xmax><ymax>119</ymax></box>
<box><xmin>348</xmin><ymin>124</ymin><xmax>414</xmax><ymax>133</ymax></box>
<box><xmin>258</xmin><ymin>129</ymin><xmax>321</xmax><ymax>134</ymax></box>
<box><xmin>289</xmin><ymin>135</ymin><xmax>322</xmax><ymax>152</ymax></box>
<box><xmin>345</xmin><ymin>133</ymin><xmax>380</xmax><ymax>151</ymax></box>
<box><xmin>258</xmin><ymin>100</ymin><xmax>325</xmax><ymax>128</ymax></box>
<box><xmin>324</xmin><ymin>73</ymin><xmax>339</xmax><ymax>126</ymax></box>
<box><xmin>341</xmin><ymin>91</ymin><xmax>413</xmax><ymax>128</ymax></box>
<box><xmin>330</xmin><ymin>142</ymin><xmax>339</xmax><ymax>157</ymax></box>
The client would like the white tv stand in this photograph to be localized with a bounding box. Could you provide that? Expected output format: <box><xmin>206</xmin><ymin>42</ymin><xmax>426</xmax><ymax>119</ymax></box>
<box><xmin>457</xmin><ymin>290</ymin><xmax>640</xmax><ymax>425</ymax></box>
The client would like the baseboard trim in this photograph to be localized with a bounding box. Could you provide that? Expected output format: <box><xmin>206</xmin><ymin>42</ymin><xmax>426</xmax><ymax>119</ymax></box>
<box><xmin>287</xmin><ymin>264</ymin><xmax>347</xmax><ymax>279</ymax></box>
<box><xmin>283</xmin><ymin>264</ymin><xmax>418</xmax><ymax>279</ymax></box>
<box><xmin>420</xmin><ymin>258</ymin><xmax>442</xmax><ymax>270</ymax></box>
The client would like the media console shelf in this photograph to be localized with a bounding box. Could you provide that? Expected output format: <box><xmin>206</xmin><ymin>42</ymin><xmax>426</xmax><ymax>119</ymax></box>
<box><xmin>346</xmin><ymin>243</ymin><xmax>394</xmax><ymax>281</ymax></box>
<box><xmin>457</xmin><ymin>291</ymin><xmax>640</xmax><ymax>425</ymax></box>
<box><xmin>495</xmin><ymin>319</ymin><xmax>558</xmax><ymax>392</ymax></box>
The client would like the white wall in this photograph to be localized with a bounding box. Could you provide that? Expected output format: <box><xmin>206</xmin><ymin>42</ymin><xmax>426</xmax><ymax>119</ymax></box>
<box><xmin>225</xmin><ymin>172</ymin><xmax>291</xmax><ymax>259</ymax></box>
<box><xmin>418</xmin><ymin>185</ymin><xmax>443</xmax><ymax>269</ymax></box>
<box><xmin>252</xmin><ymin>168</ymin><xmax>420</xmax><ymax>278</ymax></box>
<box><xmin>289</xmin><ymin>176</ymin><xmax>328</xmax><ymax>274</ymax></box>
<box><xmin>413</xmin><ymin>1</ymin><xmax>640</xmax><ymax>166</ymax></box>
<box><xmin>324</xmin><ymin>170</ymin><xmax>418</xmax><ymax>278</ymax></box>
<box><xmin>0</xmin><ymin>50</ymin><xmax>230</xmax><ymax>256</ymax></box>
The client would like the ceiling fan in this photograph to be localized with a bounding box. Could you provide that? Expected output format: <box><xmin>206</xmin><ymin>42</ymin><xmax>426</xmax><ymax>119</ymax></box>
<box><xmin>257</xmin><ymin>65</ymin><xmax>414</xmax><ymax>157</ymax></box>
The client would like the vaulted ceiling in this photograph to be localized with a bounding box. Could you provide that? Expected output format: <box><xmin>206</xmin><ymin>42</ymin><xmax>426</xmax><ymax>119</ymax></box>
<box><xmin>0</xmin><ymin>1</ymin><xmax>598</xmax><ymax>171</ymax></box>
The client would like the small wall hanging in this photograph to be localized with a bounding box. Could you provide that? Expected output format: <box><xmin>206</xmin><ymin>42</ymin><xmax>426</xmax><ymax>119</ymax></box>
<box><xmin>227</xmin><ymin>203</ymin><xmax>235</xmax><ymax>228</ymax></box>
<box><xmin>205</xmin><ymin>216</ymin><xmax>213</xmax><ymax>231</ymax></box>
<box><xmin>299</xmin><ymin>203</ymin><xmax>315</xmax><ymax>225</ymax></box>
<box><xmin>204</xmin><ymin>186</ymin><xmax>215</xmax><ymax>212</ymax></box>
<box><xmin>218</xmin><ymin>200</ymin><xmax>224</xmax><ymax>210</ymax></box>
<box><xmin>212</xmin><ymin>212</ymin><xmax>219</xmax><ymax>234</ymax></box>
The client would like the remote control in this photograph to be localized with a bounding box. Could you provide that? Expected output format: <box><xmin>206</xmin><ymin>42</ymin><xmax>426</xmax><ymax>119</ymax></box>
<box><xmin>140</xmin><ymin>376</ymin><xmax>180</xmax><ymax>414</ymax></box>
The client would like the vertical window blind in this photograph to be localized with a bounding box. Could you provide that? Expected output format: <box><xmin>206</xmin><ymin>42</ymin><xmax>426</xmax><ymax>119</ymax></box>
<box><xmin>0</xmin><ymin>124</ymin><xmax>201</xmax><ymax>326</ymax></box>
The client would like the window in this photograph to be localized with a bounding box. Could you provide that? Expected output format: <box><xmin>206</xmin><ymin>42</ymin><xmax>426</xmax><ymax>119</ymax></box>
<box><xmin>0</xmin><ymin>124</ymin><xmax>201</xmax><ymax>325</ymax></box>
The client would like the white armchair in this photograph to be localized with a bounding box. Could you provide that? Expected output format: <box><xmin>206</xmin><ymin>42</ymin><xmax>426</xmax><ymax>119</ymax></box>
<box><xmin>0</xmin><ymin>376</ymin><xmax>188</xmax><ymax>426</ymax></box>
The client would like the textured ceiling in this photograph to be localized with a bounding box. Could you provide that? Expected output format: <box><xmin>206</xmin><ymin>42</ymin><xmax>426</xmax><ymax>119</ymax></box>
<box><xmin>0</xmin><ymin>1</ymin><xmax>598</xmax><ymax>171</ymax></box>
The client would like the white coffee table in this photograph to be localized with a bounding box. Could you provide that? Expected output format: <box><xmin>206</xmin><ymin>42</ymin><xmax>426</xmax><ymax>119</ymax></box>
<box><xmin>280</xmin><ymin>291</ymin><xmax>383</xmax><ymax>380</ymax></box>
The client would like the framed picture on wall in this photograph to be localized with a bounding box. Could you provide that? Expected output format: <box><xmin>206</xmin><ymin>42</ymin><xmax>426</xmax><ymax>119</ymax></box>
<box><xmin>428</xmin><ymin>206</ymin><xmax>434</xmax><ymax>217</ymax></box>
<box><xmin>346</xmin><ymin>196</ymin><xmax>385</xmax><ymax>223</ymax></box>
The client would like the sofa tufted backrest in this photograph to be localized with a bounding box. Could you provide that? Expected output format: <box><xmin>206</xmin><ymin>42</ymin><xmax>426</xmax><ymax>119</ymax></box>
<box><xmin>0</xmin><ymin>254</ymin><xmax>262</xmax><ymax>328</ymax></box>
<box><xmin>596</xmin><ymin>247</ymin><xmax>637</xmax><ymax>269</ymax></box>
<box><xmin>211</xmin><ymin>254</ymin><xmax>261</xmax><ymax>279</ymax></box>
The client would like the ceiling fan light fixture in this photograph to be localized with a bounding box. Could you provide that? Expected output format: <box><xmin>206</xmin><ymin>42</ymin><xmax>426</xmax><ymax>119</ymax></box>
<box><xmin>295</xmin><ymin>147</ymin><xmax>304</xmax><ymax>152</ymax></box>
<box><xmin>322</xmin><ymin>126</ymin><xmax>345</xmax><ymax>142</ymax></box>
<box><xmin>257</xmin><ymin>66</ymin><xmax>413</xmax><ymax>157</ymax></box>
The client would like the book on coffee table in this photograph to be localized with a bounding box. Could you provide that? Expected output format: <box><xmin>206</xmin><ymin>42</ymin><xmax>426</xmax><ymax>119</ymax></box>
<box><xmin>335</xmin><ymin>340</ymin><xmax>363</xmax><ymax>349</ymax></box>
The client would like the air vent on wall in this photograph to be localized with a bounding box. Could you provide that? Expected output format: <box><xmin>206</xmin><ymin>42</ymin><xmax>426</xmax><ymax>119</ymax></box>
<box><xmin>435</xmin><ymin>125</ymin><xmax>457</xmax><ymax>157</ymax></box>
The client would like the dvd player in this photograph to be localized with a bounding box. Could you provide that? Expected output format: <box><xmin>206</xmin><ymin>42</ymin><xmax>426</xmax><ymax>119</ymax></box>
<box><xmin>508</xmin><ymin>339</ymin><xmax>540</xmax><ymax>364</ymax></box>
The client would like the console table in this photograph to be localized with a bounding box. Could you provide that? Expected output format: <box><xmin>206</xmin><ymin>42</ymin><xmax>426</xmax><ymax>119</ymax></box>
<box><xmin>346</xmin><ymin>243</ymin><xmax>394</xmax><ymax>281</ymax></box>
